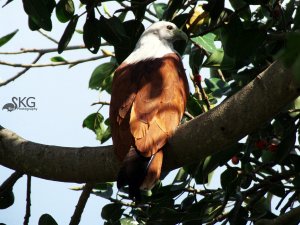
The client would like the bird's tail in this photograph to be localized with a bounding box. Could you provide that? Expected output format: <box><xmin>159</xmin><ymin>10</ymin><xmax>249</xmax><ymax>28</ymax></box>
<box><xmin>117</xmin><ymin>147</ymin><xmax>163</xmax><ymax>201</ymax></box>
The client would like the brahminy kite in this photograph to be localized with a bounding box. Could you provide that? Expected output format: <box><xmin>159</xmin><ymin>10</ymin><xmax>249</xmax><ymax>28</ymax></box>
<box><xmin>110</xmin><ymin>21</ymin><xmax>189</xmax><ymax>200</ymax></box>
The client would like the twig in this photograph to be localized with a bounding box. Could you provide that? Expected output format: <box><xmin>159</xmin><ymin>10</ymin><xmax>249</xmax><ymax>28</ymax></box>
<box><xmin>23</xmin><ymin>175</ymin><xmax>31</xmax><ymax>225</ymax></box>
<box><xmin>38</xmin><ymin>30</ymin><xmax>59</xmax><ymax>44</ymax></box>
<box><xmin>146</xmin><ymin>7</ymin><xmax>157</xmax><ymax>17</ymax></box>
<box><xmin>0</xmin><ymin>171</ymin><xmax>23</xmax><ymax>195</ymax></box>
<box><xmin>0</xmin><ymin>53</ymin><xmax>44</xmax><ymax>87</ymax></box>
<box><xmin>275</xmin><ymin>190</ymin><xmax>291</xmax><ymax>210</ymax></box>
<box><xmin>184</xmin><ymin>187</ymin><xmax>214</xmax><ymax>196</ymax></box>
<box><xmin>184</xmin><ymin>111</ymin><xmax>194</xmax><ymax>119</ymax></box>
<box><xmin>217</xmin><ymin>69</ymin><xmax>225</xmax><ymax>82</ymax></box>
<box><xmin>144</xmin><ymin>15</ymin><xmax>156</xmax><ymax>23</ymax></box>
<box><xmin>280</xmin><ymin>191</ymin><xmax>298</xmax><ymax>214</ymax></box>
<box><xmin>69</xmin><ymin>183</ymin><xmax>94</xmax><ymax>225</ymax></box>
<box><xmin>91</xmin><ymin>101</ymin><xmax>110</xmax><ymax>106</ymax></box>
<box><xmin>109</xmin><ymin>197</ymin><xmax>136</xmax><ymax>207</ymax></box>
<box><xmin>0</xmin><ymin>45</ymin><xmax>85</xmax><ymax>55</ymax></box>
<box><xmin>0</xmin><ymin>55</ymin><xmax>108</xmax><ymax>68</ymax></box>
<box><xmin>198</xmin><ymin>81</ymin><xmax>211</xmax><ymax>110</ymax></box>
<box><xmin>207</xmin><ymin>213</ymin><xmax>229</xmax><ymax>225</ymax></box>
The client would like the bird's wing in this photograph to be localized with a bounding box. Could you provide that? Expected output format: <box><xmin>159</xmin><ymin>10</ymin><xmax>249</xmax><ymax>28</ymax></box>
<box><xmin>110</xmin><ymin>53</ymin><xmax>189</xmax><ymax>194</ymax></box>
<box><xmin>110</xmin><ymin>63</ymin><xmax>138</xmax><ymax>161</ymax></box>
<box><xmin>130</xmin><ymin>53</ymin><xmax>189</xmax><ymax>157</ymax></box>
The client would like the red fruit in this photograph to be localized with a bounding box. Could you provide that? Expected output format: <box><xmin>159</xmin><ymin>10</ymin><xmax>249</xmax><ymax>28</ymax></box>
<box><xmin>255</xmin><ymin>139</ymin><xmax>268</xmax><ymax>150</ymax></box>
<box><xmin>268</xmin><ymin>143</ymin><xmax>278</xmax><ymax>152</ymax></box>
<box><xmin>194</xmin><ymin>74</ymin><xmax>202</xmax><ymax>86</ymax></box>
<box><xmin>231</xmin><ymin>156</ymin><xmax>239</xmax><ymax>165</ymax></box>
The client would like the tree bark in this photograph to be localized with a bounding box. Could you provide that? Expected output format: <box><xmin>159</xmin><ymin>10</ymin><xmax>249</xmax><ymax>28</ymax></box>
<box><xmin>0</xmin><ymin>61</ymin><xmax>299</xmax><ymax>183</ymax></box>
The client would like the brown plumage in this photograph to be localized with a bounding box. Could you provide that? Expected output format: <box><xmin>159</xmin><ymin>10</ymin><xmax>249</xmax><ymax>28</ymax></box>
<box><xmin>109</xmin><ymin>21</ymin><xmax>189</xmax><ymax>200</ymax></box>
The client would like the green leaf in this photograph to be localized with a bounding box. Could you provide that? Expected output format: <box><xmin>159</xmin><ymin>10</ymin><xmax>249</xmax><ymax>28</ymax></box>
<box><xmin>94</xmin><ymin>182</ymin><xmax>113</xmax><ymax>190</ymax></box>
<box><xmin>191</xmin><ymin>33</ymin><xmax>216</xmax><ymax>53</ymax></box>
<box><xmin>202</xmin><ymin>49</ymin><xmax>235</xmax><ymax>70</ymax></box>
<box><xmin>0</xmin><ymin>30</ymin><xmax>18</xmax><ymax>48</ymax></box>
<box><xmin>173</xmin><ymin>167</ymin><xmax>188</xmax><ymax>183</ymax></box>
<box><xmin>292</xmin><ymin>54</ymin><xmax>300</xmax><ymax>84</ymax></box>
<box><xmin>153</xmin><ymin>3</ymin><xmax>167</xmax><ymax>20</ymax></box>
<box><xmin>89</xmin><ymin>62</ymin><xmax>117</xmax><ymax>90</ymax></box>
<box><xmin>281</xmin><ymin>33</ymin><xmax>300</xmax><ymax>67</ymax></box>
<box><xmin>189</xmin><ymin>46</ymin><xmax>205</xmax><ymax>74</ymax></box>
<box><xmin>185</xmin><ymin>195</ymin><xmax>223</xmax><ymax>223</ymax></box>
<box><xmin>83</xmin><ymin>16</ymin><xmax>101</xmax><ymax>54</ymax></box>
<box><xmin>114</xmin><ymin>20</ymin><xmax>144</xmax><ymax>64</ymax></box>
<box><xmin>120</xmin><ymin>218</ymin><xmax>138</xmax><ymax>225</ymax></box>
<box><xmin>28</xmin><ymin>17</ymin><xmax>40</xmax><ymax>30</ymax></box>
<box><xmin>202</xmin><ymin>50</ymin><xmax>224</xmax><ymax>69</ymax></box>
<box><xmin>98</xmin><ymin>16</ymin><xmax>128</xmax><ymax>46</ymax></box>
<box><xmin>56</xmin><ymin>0</ymin><xmax>75</xmax><ymax>23</ymax></box>
<box><xmin>2</xmin><ymin>0</ymin><xmax>14</xmax><ymax>7</ymax></box>
<box><xmin>83</xmin><ymin>113</ymin><xmax>111</xmax><ymax>143</ymax></box>
<box><xmin>186</xmin><ymin>94</ymin><xmax>203</xmax><ymax>116</ymax></box>
<box><xmin>269</xmin><ymin>182</ymin><xmax>285</xmax><ymax>197</ymax></box>
<box><xmin>38</xmin><ymin>214</ymin><xmax>58</xmax><ymax>225</ymax></box>
<box><xmin>294</xmin><ymin>6</ymin><xmax>300</xmax><ymax>30</ymax></box>
<box><xmin>229</xmin><ymin>0</ymin><xmax>251</xmax><ymax>20</ymax></box>
<box><xmin>92</xmin><ymin>182</ymin><xmax>113</xmax><ymax>199</ymax></box>
<box><xmin>82</xmin><ymin>112</ymin><xmax>103</xmax><ymax>131</ymax></box>
<box><xmin>228</xmin><ymin>206</ymin><xmax>248</xmax><ymax>225</ymax></box>
<box><xmin>50</xmin><ymin>56</ymin><xmax>67</xmax><ymax>62</ymax></box>
<box><xmin>204</xmin><ymin>77</ymin><xmax>230</xmax><ymax>98</ymax></box>
<box><xmin>100</xmin><ymin>73</ymin><xmax>114</xmax><ymax>94</ymax></box>
<box><xmin>101</xmin><ymin>203</ymin><xmax>124</xmax><ymax>221</ymax></box>
<box><xmin>0</xmin><ymin>189</ymin><xmax>14</xmax><ymax>209</ymax></box>
<box><xmin>293</xmin><ymin>175</ymin><xmax>300</xmax><ymax>188</ymax></box>
<box><xmin>180</xmin><ymin>195</ymin><xmax>195</xmax><ymax>211</ymax></box>
<box><xmin>148</xmin><ymin>207</ymin><xmax>184</xmax><ymax>224</ymax></box>
<box><xmin>221</xmin><ymin>167</ymin><xmax>239</xmax><ymax>195</ymax></box>
<box><xmin>22</xmin><ymin>0</ymin><xmax>56</xmax><ymax>31</ymax></box>
<box><xmin>58</xmin><ymin>15</ymin><xmax>79</xmax><ymax>53</ymax></box>
<box><xmin>101</xmin><ymin>119</ymin><xmax>111</xmax><ymax>143</ymax></box>
<box><xmin>219</xmin><ymin>18</ymin><xmax>267</xmax><ymax>68</ymax></box>
<box><xmin>163</xmin><ymin>0</ymin><xmax>185</xmax><ymax>20</ymax></box>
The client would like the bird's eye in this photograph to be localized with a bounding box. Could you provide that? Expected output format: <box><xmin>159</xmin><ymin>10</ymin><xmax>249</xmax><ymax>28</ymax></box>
<box><xmin>167</xmin><ymin>25</ymin><xmax>173</xmax><ymax>30</ymax></box>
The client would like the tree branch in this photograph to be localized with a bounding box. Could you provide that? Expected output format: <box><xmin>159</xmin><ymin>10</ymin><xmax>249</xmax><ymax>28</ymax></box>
<box><xmin>0</xmin><ymin>45</ymin><xmax>85</xmax><ymax>55</ymax></box>
<box><xmin>0</xmin><ymin>61</ymin><xmax>299</xmax><ymax>183</ymax></box>
<box><xmin>69</xmin><ymin>183</ymin><xmax>94</xmax><ymax>225</ymax></box>
<box><xmin>0</xmin><ymin>53</ymin><xmax>44</xmax><ymax>87</ymax></box>
<box><xmin>0</xmin><ymin>171</ymin><xmax>23</xmax><ymax>194</ymax></box>
<box><xmin>255</xmin><ymin>205</ymin><xmax>300</xmax><ymax>225</ymax></box>
<box><xmin>0</xmin><ymin>55</ymin><xmax>108</xmax><ymax>68</ymax></box>
<box><xmin>23</xmin><ymin>175</ymin><xmax>31</xmax><ymax>225</ymax></box>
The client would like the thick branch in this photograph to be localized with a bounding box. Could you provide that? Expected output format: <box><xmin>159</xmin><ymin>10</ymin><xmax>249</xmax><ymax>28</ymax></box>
<box><xmin>0</xmin><ymin>61</ymin><xmax>299</xmax><ymax>183</ymax></box>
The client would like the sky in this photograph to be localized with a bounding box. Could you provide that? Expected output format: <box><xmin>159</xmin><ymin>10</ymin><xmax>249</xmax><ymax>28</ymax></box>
<box><xmin>0</xmin><ymin>1</ymin><xmax>113</xmax><ymax>224</ymax></box>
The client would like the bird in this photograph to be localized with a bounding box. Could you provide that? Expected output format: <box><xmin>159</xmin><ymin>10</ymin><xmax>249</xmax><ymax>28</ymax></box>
<box><xmin>109</xmin><ymin>21</ymin><xmax>189</xmax><ymax>201</ymax></box>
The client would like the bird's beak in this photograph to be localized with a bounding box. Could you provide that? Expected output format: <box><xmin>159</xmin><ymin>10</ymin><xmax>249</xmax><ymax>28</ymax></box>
<box><xmin>174</xmin><ymin>29</ymin><xmax>188</xmax><ymax>42</ymax></box>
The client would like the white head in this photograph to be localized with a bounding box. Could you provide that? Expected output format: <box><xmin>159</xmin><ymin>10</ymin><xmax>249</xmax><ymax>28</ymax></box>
<box><xmin>124</xmin><ymin>21</ymin><xmax>188</xmax><ymax>64</ymax></box>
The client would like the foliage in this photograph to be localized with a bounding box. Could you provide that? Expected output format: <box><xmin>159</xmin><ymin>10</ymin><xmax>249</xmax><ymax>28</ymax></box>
<box><xmin>1</xmin><ymin>0</ymin><xmax>300</xmax><ymax>224</ymax></box>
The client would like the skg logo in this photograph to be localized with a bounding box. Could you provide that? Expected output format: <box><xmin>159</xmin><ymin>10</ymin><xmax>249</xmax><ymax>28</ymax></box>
<box><xmin>2</xmin><ymin>97</ymin><xmax>37</xmax><ymax>112</ymax></box>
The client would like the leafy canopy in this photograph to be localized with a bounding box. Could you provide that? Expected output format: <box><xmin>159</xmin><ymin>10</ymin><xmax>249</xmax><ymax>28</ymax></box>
<box><xmin>1</xmin><ymin>0</ymin><xmax>300</xmax><ymax>224</ymax></box>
